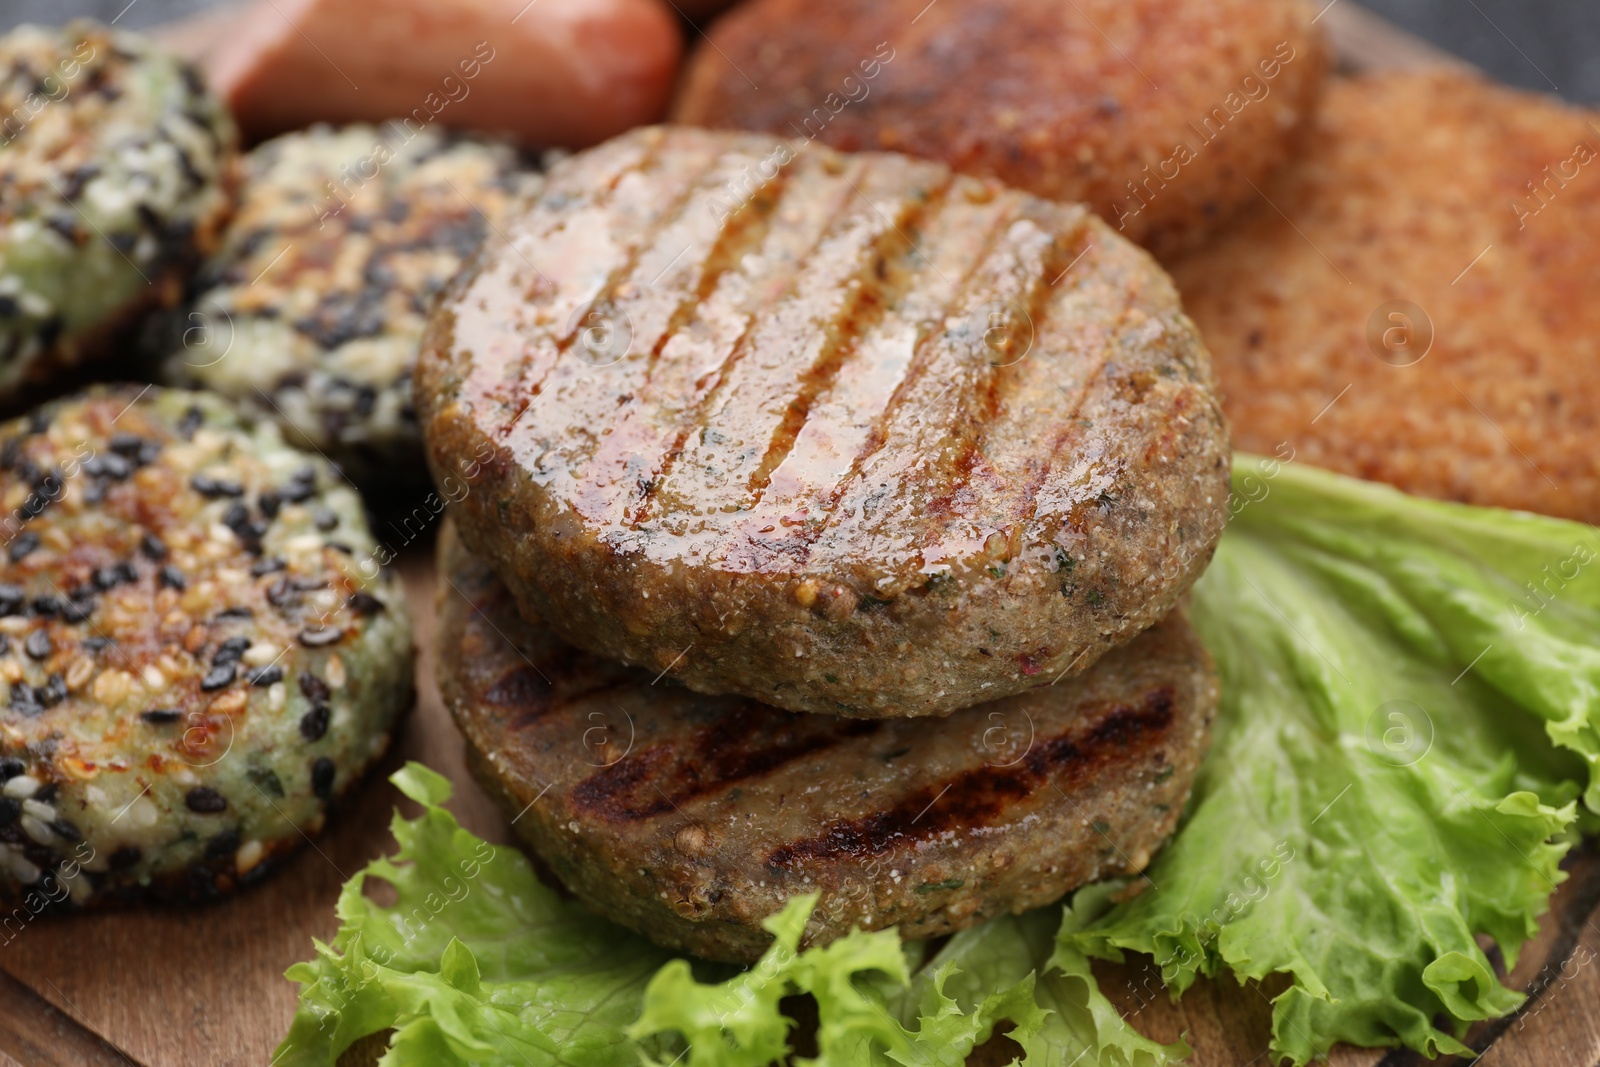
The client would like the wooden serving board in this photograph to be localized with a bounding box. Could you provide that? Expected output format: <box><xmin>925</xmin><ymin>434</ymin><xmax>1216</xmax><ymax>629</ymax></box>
<box><xmin>3</xmin><ymin>5</ymin><xmax>1597</xmax><ymax>1067</ymax></box>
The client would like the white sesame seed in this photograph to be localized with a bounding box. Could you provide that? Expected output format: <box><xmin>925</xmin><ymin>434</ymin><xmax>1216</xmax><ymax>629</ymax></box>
<box><xmin>64</xmin><ymin>871</ymin><xmax>93</xmax><ymax>904</ymax></box>
<box><xmin>21</xmin><ymin>799</ymin><xmax>56</xmax><ymax>823</ymax></box>
<box><xmin>20</xmin><ymin>814</ymin><xmax>54</xmax><ymax>845</ymax></box>
<box><xmin>123</xmin><ymin>795</ymin><xmax>159</xmax><ymax>829</ymax></box>
<box><xmin>236</xmin><ymin>839</ymin><xmax>265</xmax><ymax>874</ymax></box>
<box><xmin>142</xmin><ymin>665</ymin><xmax>166</xmax><ymax>689</ymax></box>
<box><xmin>3</xmin><ymin>849</ymin><xmax>41</xmax><ymax>885</ymax></box>
<box><xmin>3</xmin><ymin>775</ymin><xmax>41</xmax><ymax>800</ymax></box>
<box><xmin>243</xmin><ymin>643</ymin><xmax>278</xmax><ymax>667</ymax></box>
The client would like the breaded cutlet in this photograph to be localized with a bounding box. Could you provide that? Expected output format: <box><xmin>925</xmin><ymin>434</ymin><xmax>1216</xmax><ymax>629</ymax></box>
<box><xmin>1170</xmin><ymin>71</ymin><xmax>1600</xmax><ymax>523</ymax></box>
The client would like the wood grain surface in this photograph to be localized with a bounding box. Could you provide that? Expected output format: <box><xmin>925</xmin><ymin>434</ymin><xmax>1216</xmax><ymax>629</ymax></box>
<box><xmin>3</xmin><ymin>4</ymin><xmax>1597</xmax><ymax>1067</ymax></box>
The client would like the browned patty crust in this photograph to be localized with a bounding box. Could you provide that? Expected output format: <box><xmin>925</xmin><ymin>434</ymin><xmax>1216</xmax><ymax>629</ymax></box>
<box><xmin>437</xmin><ymin>519</ymin><xmax>1216</xmax><ymax>963</ymax></box>
<box><xmin>417</xmin><ymin>126</ymin><xmax>1230</xmax><ymax>718</ymax></box>
<box><xmin>1170</xmin><ymin>71</ymin><xmax>1600</xmax><ymax>523</ymax></box>
<box><xmin>671</xmin><ymin>0</ymin><xmax>1328</xmax><ymax>258</ymax></box>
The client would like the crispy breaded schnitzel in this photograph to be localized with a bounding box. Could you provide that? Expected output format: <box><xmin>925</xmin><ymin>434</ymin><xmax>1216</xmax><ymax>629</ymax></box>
<box><xmin>1171</xmin><ymin>71</ymin><xmax>1600</xmax><ymax>523</ymax></box>
<box><xmin>673</xmin><ymin>0</ymin><xmax>1329</xmax><ymax>259</ymax></box>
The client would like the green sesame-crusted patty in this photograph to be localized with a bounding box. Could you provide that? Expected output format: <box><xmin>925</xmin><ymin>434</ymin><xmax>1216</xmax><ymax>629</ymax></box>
<box><xmin>0</xmin><ymin>22</ymin><xmax>236</xmax><ymax>399</ymax></box>
<box><xmin>0</xmin><ymin>386</ymin><xmax>412</xmax><ymax>907</ymax></box>
<box><xmin>162</xmin><ymin>123</ymin><xmax>540</xmax><ymax>479</ymax></box>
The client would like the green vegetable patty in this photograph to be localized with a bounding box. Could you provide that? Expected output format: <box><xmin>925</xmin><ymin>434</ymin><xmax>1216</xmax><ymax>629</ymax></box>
<box><xmin>0</xmin><ymin>21</ymin><xmax>237</xmax><ymax>399</ymax></box>
<box><xmin>0</xmin><ymin>386</ymin><xmax>413</xmax><ymax>908</ymax></box>
<box><xmin>163</xmin><ymin>123</ymin><xmax>540</xmax><ymax>479</ymax></box>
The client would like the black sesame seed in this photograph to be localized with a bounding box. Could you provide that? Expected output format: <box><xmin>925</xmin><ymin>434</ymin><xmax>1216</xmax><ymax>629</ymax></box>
<box><xmin>311</xmin><ymin>758</ymin><xmax>335</xmax><ymax>800</ymax></box>
<box><xmin>0</xmin><ymin>759</ymin><xmax>24</xmax><ymax>779</ymax></box>
<box><xmin>298</xmin><ymin>626</ymin><xmax>342</xmax><ymax>648</ymax></box>
<box><xmin>191</xmin><ymin>474</ymin><xmax>244</xmax><ymax>499</ymax></box>
<box><xmin>59</xmin><ymin>597</ymin><xmax>93</xmax><ymax>623</ymax></box>
<box><xmin>238</xmin><ymin>523</ymin><xmax>267</xmax><ymax>555</ymax></box>
<box><xmin>49</xmin><ymin>818</ymin><xmax>80</xmax><ymax>842</ymax></box>
<box><xmin>347</xmin><ymin>592</ymin><xmax>384</xmax><ymax>616</ymax></box>
<box><xmin>177</xmin><ymin>405</ymin><xmax>204</xmax><ymax>438</ymax></box>
<box><xmin>291</xmin><ymin>576</ymin><xmax>327</xmax><ymax>592</ymax></box>
<box><xmin>216</xmin><ymin>606</ymin><xmax>253</xmax><ymax>620</ymax></box>
<box><xmin>281</xmin><ymin>471</ymin><xmax>317</xmax><ymax>503</ymax></box>
<box><xmin>298</xmin><ymin>672</ymin><xmax>330</xmax><ymax>703</ymax></box>
<box><xmin>33</xmin><ymin>783</ymin><xmax>56</xmax><ymax>803</ymax></box>
<box><xmin>247</xmin><ymin>664</ymin><xmax>283</xmax><ymax>687</ymax></box>
<box><xmin>20</xmin><ymin>491</ymin><xmax>53</xmax><ymax>520</ymax></box>
<box><xmin>82</xmin><ymin>482</ymin><xmax>106</xmax><ymax>505</ymax></box>
<box><xmin>93</xmin><ymin>565</ymin><xmax>124</xmax><ymax>590</ymax></box>
<box><xmin>325</xmin><ymin>542</ymin><xmax>354</xmax><ymax>554</ymax></box>
<box><xmin>0</xmin><ymin>585</ymin><xmax>22</xmax><ymax>615</ymax></box>
<box><xmin>108</xmin><ymin>845</ymin><xmax>142</xmax><ymax>870</ymax></box>
<box><xmin>266</xmin><ymin>576</ymin><xmax>294</xmax><ymax>608</ymax></box>
<box><xmin>213</xmin><ymin>636</ymin><xmax>252</xmax><ymax>666</ymax></box>
<box><xmin>9</xmin><ymin>532</ymin><xmax>39</xmax><ymax>562</ymax></box>
<box><xmin>44</xmin><ymin>211</ymin><xmax>76</xmax><ymax>241</ymax></box>
<box><xmin>0</xmin><ymin>438</ymin><xmax>19</xmax><ymax>469</ymax></box>
<box><xmin>0</xmin><ymin>635</ymin><xmax>7</xmax><ymax>655</ymax></box>
<box><xmin>140</xmin><ymin>709</ymin><xmax>182</xmax><ymax>725</ymax></box>
<box><xmin>108</xmin><ymin>433</ymin><xmax>145</xmax><ymax>459</ymax></box>
<box><xmin>159</xmin><ymin>565</ymin><xmax>187</xmax><ymax>590</ymax></box>
<box><xmin>204</xmin><ymin>829</ymin><xmax>240</xmax><ymax>859</ymax></box>
<box><xmin>8</xmin><ymin>682</ymin><xmax>41</xmax><ymax>717</ymax></box>
<box><xmin>116</xmin><ymin>561</ymin><xmax>138</xmax><ymax>584</ymax></box>
<box><xmin>185</xmin><ymin>786</ymin><xmax>228</xmax><ymax>814</ymax></box>
<box><xmin>0</xmin><ymin>798</ymin><xmax>17</xmax><ymax>828</ymax></box>
<box><xmin>140</xmin><ymin>533</ymin><xmax>168</xmax><ymax>561</ymax></box>
<box><xmin>221</xmin><ymin>501</ymin><xmax>250</xmax><ymax>529</ymax></box>
<box><xmin>23</xmin><ymin>630</ymin><xmax>51</xmax><ymax>660</ymax></box>
<box><xmin>137</xmin><ymin>441</ymin><xmax>162</xmax><ymax>466</ymax></box>
<box><xmin>250</xmin><ymin>556</ymin><xmax>286</xmax><ymax>577</ymax></box>
<box><xmin>82</xmin><ymin>636</ymin><xmax>110</xmax><ymax>653</ymax></box>
<box><xmin>36</xmin><ymin>674</ymin><xmax>65</xmax><ymax>707</ymax></box>
<box><xmin>257</xmin><ymin>490</ymin><xmax>282</xmax><ymax>519</ymax></box>
<box><xmin>29</xmin><ymin>596</ymin><xmax>59</xmax><ymax>618</ymax></box>
<box><xmin>88</xmin><ymin>453</ymin><xmax>131</xmax><ymax>481</ymax></box>
<box><xmin>200</xmin><ymin>663</ymin><xmax>236</xmax><ymax>690</ymax></box>
<box><xmin>299</xmin><ymin>705</ymin><xmax>330</xmax><ymax>742</ymax></box>
<box><xmin>313</xmin><ymin>507</ymin><xmax>339</xmax><ymax>532</ymax></box>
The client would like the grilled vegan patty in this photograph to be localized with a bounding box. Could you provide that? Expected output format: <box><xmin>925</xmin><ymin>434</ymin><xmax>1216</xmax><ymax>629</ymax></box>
<box><xmin>0</xmin><ymin>386</ymin><xmax>413</xmax><ymax>907</ymax></box>
<box><xmin>673</xmin><ymin>0</ymin><xmax>1328</xmax><ymax>258</ymax></box>
<box><xmin>418</xmin><ymin>126</ymin><xmax>1230</xmax><ymax>718</ymax></box>
<box><xmin>162</xmin><ymin>123</ymin><xmax>540</xmax><ymax>479</ymax></box>
<box><xmin>439</xmin><ymin>520</ymin><xmax>1215</xmax><ymax>962</ymax></box>
<box><xmin>0</xmin><ymin>21</ymin><xmax>236</xmax><ymax>399</ymax></box>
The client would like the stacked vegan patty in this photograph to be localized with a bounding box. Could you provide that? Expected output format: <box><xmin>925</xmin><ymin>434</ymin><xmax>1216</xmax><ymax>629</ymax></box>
<box><xmin>421</xmin><ymin>126</ymin><xmax>1231</xmax><ymax>961</ymax></box>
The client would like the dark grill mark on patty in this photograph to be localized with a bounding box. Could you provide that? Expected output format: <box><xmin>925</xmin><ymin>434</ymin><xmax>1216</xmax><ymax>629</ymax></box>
<box><xmin>764</xmin><ymin>685</ymin><xmax>1175</xmax><ymax>869</ymax></box>
<box><xmin>569</xmin><ymin>707</ymin><xmax>881</xmax><ymax>822</ymax></box>
<box><xmin>485</xmin><ymin>664</ymin><xmax>548</xmax><ymax>708</ymax></box>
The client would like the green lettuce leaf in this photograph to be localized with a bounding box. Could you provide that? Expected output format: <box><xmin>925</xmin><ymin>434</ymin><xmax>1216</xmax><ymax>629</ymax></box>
<box><xmin>274</xmin><ymin>764</ymin><xmax>1172</xmax><ymax>1067</ymax></box>
<box><xmin>278</xmin><ymin>455</ymin><xmax>1600</xmax><ymax>1067</ymax></box>
<box><xmin>1073</xmin><ymin>453</ymin><xmax>1599</xmax><ymax>1064</ymax></box>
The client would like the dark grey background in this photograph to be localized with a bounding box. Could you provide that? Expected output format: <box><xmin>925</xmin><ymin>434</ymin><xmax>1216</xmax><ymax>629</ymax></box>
<box><xmin>5</xmin><ymin>0</ymin><xmax>1599</xmax><ymax>104</ymax></box>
